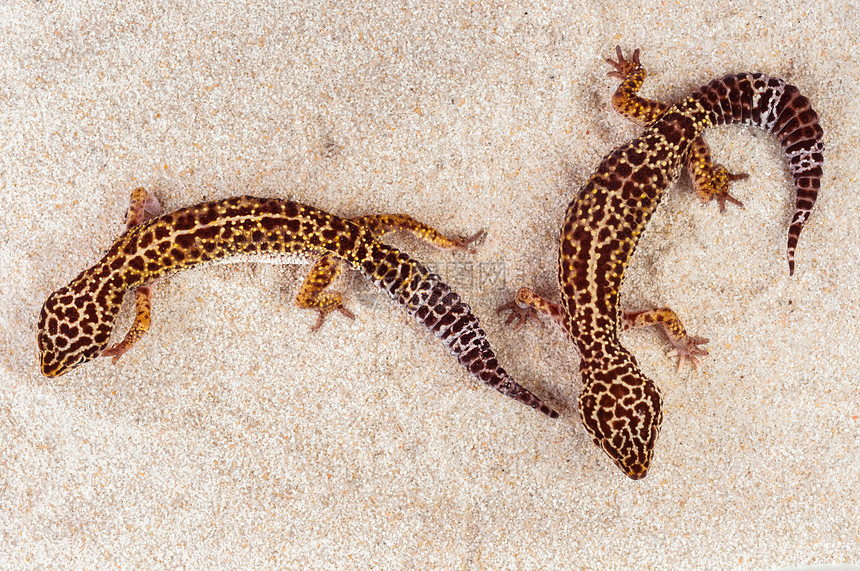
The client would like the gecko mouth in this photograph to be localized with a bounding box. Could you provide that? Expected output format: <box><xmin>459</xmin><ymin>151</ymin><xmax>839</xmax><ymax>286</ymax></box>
<box><xmin>625</xmin><ymin>465</ymin><xmax>649</xmax><ymax>480</ymax></box>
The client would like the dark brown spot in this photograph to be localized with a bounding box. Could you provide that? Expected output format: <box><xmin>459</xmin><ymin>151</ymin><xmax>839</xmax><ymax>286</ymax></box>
<box><xmin>129</xmin><ymin>256</ymin><xmax>145</xmax><ymax>271</ymax></box>
<box><xmin>656</xmin><ymin>121</ymin><xmax>682</xmax><ymax>146</ymax></box>
<box><xmin>84</xmin><ymin>303</ymin><xmax>98</xmax><ymax>321</ymax></box>
<box><xmin>615</xmin><ymin>160</ymin><xmax>633</xmax><ymax>178</ymax></box>
<box><xmin>260</xmin><ymin>217</ymin><xmax>280</xmax><ymax>232</ymax></box>
<box><xmin>123</xmin><ymin>235</ymin><xmax>139</xmax><ymax>255</ymax></box>
<box><xmin>198</xmin><ymin>205</ymin><xmax>219</xmax><ymax>225</ymax></box>
<box><xmin>625</xmin><ymin>148</ymin><xmax>646</xmax><ymax>166</ymax></box>
<box><xmin>282</xmin><ymin>202</ymin><xmax>299</xmax><ymax>218</ymax></box>
<box><xmin>284</xmin><ymin>219</ymin><xmax>300</xmax><ymax>234</ymax></box>
<box><xmin>175</xmin><ymin>212</ymin><xmax>196</xmax><ymax>231</ymax></box>
<box><xmin>260</xmin><ymin>199</ymin><xmax>282</xmax><ymax>214</ymax></box>
<box><xmin>196</xmin><ymin>226</ymin><xmax>220</xmax><ymax>240</ymax></box>
<box><xmin>631</xmin><ymin>165</ymin><xmax>654</xmax><ymax>185</ymax></box>
<box><xmin>175</xmin><ymin>233</ymin><xmax>195</xmax><ymax>249</ymax></box>
<box><xmin>138</xmin><ymin>232</ymin><xmax>154</xmax><ymax>249</ymax></box>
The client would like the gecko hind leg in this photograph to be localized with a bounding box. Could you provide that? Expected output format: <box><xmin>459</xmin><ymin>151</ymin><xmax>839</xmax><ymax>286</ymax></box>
<box><xmin>606</xmin><ymin>46</ymin><xmax>665</xmax><ymax>127</ymax></box>
<box><xmin>294</xmin><ymin>253</ymin><xmax>356</xmax><ymax>331</ymax></box>
<box><xmin>352</xmin><ymin>213</ymin><xmax>485</xmax><ymax>253</ymax></box>
<box><xmin>101</xmin><ymin>188</ymin><xmax>161</xmax><ymax>363</ymax></box>
<box><xmin>687</xmin><ymin>137</ymin><xmax>747</xmax><ymax>213</ymax></box>
<box><xmin>497</xmin><ymin>287</ymin><xmax>564</xmax><ymax>331</ymax></box>
<box><xmin>296</xmin><ymin>214</ymin><xmax>483</xmax><ymax>331</ymax></box>
<box><xmin>622</xmin><ymin>307</ymin><xmax>709</xmax><ymax>371</ymax></box>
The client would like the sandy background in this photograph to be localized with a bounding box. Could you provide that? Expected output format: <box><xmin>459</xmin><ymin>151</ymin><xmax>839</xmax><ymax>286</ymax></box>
<box><xmin>1</xmin><ymin>1</ymin><xmax>858</xmax><ymax>569</ymax></box>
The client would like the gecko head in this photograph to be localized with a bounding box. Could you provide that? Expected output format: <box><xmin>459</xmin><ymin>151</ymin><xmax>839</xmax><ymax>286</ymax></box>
<box><xmin>37</xmin><ymin>279</ymin><xmax>117</xmax><ymax>377</ymax></box>
<box><xmin>578</xmin><ymin>366</ymin><xmax>664</xmax><ymax>480</ymax></box>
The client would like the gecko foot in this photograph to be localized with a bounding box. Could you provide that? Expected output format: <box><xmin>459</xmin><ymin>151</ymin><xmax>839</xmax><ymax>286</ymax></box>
<box><xmin>714</xmin><ymin>169</ymin><xmax>747</xmax><ymax>213</ymax></box>
<box><xmin>496</xmin><ymin>301</ymin><xmax>542</xmax><ymax>332</ymax></box>
<box><xmin>311</xmin><ymin>303</ymin><xmax>356</xmax><ymax>332</ymax></box>
<box><xmin>665</xmin><ymin>335</ymin><xmax>710</xmax><ymax>371</ymax></box>
<box><xmin>606</xmin><ymin>46</ymin><xmax>641</xmax><ymax>79</ymax></box>
<box><xmin>101</xmin><ymin>341</ymin><xmax>133</xmax><ymax>363</ymax></box>
<box><xmin>453</xmin><ymin>229</ymin><xmax>486</xmax><ymax>254</ymax></box>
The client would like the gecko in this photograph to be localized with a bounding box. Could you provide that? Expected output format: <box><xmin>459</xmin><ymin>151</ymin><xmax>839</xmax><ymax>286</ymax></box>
<box><xmin>37</xmin><ymin>188</ymin><xmax>558</xmax><ymax>419</ymax></box>
<box><xmin>499</xmin><ymin>47</ymin><xmax>823</xmax><ymax>479</ymax></box>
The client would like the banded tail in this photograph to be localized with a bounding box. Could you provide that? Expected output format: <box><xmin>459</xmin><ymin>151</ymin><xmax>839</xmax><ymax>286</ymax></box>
<box><xmin>692</xmin><ymin>74</ymin><xmax>824</xmax><ymax>274</ymax></box>
<box><xmin>356</xmin><ymin>242</ymin><xmax>559</xmax><ymax>418</ymax></box>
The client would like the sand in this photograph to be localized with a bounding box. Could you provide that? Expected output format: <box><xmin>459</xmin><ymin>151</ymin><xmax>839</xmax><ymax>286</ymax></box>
<box><xmin>1</xmin><ymin>1</ymin><xmax>858</xmax><ymax>569</ymax></box>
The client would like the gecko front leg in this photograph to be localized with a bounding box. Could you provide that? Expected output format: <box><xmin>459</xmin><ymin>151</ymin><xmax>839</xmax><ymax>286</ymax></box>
<box><xmin>101</xmin><ymin>188</ymin><xmax>161</xmax><ymax>363</ymax></box>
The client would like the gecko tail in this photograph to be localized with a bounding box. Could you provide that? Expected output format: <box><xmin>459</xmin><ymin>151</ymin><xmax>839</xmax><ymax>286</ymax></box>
<box><xmin>356</xmin><ymin>242</ymin><xmax>559</xmax><ymax>418</ymax></box>
<box><xmin>694</xmin><ymin>74</ymin><xmax>824</xmax><ymax>275</ymax></box>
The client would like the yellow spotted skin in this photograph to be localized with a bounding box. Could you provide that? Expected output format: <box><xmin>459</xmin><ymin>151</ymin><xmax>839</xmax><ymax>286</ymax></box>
<box><xmin>502</xmin><ymin>47</ymin><xmax>824</xmax><ymax>479</ymax></box>
<box><xmin>37</xmin><ymin>191</ymin><xmax>559</xmax><ymax>418</ymax></box>
<box><xmin>608</xmin><ymin>47</ymin><xmax>748</xmax><ymax>212</ymax></box>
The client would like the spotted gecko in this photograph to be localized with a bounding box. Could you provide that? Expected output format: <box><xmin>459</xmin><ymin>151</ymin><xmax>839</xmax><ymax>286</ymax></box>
<box><xmin>499</xmin><ymin>47</ymin><xmax>823</xmax><ymax>478</ymax></box>
<box><xmin>37</xmin><ymin>188</ymin><xmax>558</xmax><ymax>418</ymax></box>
